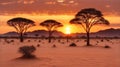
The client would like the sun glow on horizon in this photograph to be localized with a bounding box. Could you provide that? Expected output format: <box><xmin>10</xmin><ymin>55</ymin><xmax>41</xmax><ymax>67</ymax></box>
<box><xmin>65</xmin><ymin>26</ymin><xmax>71</xmax><ymax>34</ymax></box>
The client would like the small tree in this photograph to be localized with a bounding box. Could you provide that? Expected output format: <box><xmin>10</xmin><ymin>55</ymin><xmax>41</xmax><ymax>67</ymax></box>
<box><xmin>7</xmin><ymin>17</ymin><xmax>35</xmax><ymax>42</ymax></box>
<box><xmin>70</xmin><ymin>8</ymin><xmax>110</xmax><ymax>46</ymax></box>
<box><xmin>40</xmin><ymin>19</ymin><xmax>63</xmax><ymax>43</ymax></box>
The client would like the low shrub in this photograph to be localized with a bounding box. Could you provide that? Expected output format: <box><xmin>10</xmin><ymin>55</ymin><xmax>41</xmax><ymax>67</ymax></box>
<box><xmin>69</xmin><ymin>43</ymin><xmax>77</xmax><ymax>47</ymax></box>
<box><xmin>104</xmin><ymin>45</ymin><xmax>111</xmax><ymax>48</ymax></box>
<box><xmin>52</xmin><ymin>45</ymin><xmax>56</xmax><ymax>48</ymax></box>
<box><xmin>11</xmin><ymin>40</ymin><xmax>14</xmax><ymax>42</ymax></box>
<box><xmin>28</xmin><ymin>40</ymin><xmax>31</xmax><ymax>42</ymax></box>
<box><xmin>101</xmin><ymin>39</ymin><xmax>104</xmax><ymax>42</ymax></box>
<box><xmin>18</xmin><ymin>45</ymin><xmax>36</xmax><ymax>59</ymax></box>
<box><xmin>37</xmin><ymin>44</ymin><xmax>40</xmax><ymax>47</ymax></box>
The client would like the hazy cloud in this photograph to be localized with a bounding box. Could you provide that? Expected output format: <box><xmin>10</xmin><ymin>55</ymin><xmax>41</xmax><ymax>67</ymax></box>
<box><xmin>0</xmin><ymin>0</ymin><xmax>120</xmax><ymax>15</ymax></box>
<box><xmin>17</xmin><ymin>0</ymin><xmax>37</xmax><ymax>4</ymax></box>
<box><xmin>0</xmin><ymin>0</ymin><xmax>37</xmax><ymax>5</ymax></box>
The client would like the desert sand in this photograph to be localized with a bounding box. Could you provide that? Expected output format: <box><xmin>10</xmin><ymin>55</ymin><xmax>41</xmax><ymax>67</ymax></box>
<box><xmin>0</xmin><ymin>38</ymin><xmax>120</xmax><ymax>67</ymax></box>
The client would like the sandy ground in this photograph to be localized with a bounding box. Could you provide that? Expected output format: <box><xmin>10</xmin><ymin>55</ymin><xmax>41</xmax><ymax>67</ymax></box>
<box><xmin>0</xmin><ymin>38</ymin><xmax>120</xmax><ymax>67</ymax></box>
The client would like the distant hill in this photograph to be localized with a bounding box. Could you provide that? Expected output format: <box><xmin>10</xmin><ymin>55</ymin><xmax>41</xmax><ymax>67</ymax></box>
<box><xmin>1</xmin><ymin>28</ymin><xmax>120</xmax><ymax>37</ymax></box>
<box><xmin>25</xmin><ymin>30</ymin><xmax>64</xmax><ymax>37</ymax></box>
<box><xmin>1</xmin><ymin>30</ymin><xmax>64</xmax><ymax>37</ymax></box>
<box><xmin>92</xmin><ymin>28</ymin><xmax>120</xmax><ymax>37</ymax></box>
<box><xmin>75</xmin><ymin>28</ymin><xmax>120</xmax><ymax>37</ymax></box>
<box><xmin>1</xmin><ymin>31</ymin><xmax>19</xmax><ymax>37</ymax></box>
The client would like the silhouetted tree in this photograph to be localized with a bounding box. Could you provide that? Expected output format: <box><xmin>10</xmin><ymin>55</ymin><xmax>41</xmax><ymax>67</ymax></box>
<box><xmin>70</xmin><ymin>8</ymin><xmax>110</xmax><ymax>46</ymax></box>
<box><xmin>7</xmin><ymin>17</ymin><xmax>35</xmax><ymax>42</ymax></box>
<box><xmin>40</xmin><ymin>19</ymin><xmax>63</xmax><ymax>43</ymax></box>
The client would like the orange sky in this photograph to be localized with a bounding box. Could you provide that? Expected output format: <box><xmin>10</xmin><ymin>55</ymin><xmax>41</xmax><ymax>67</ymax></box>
<box><xmin>0</xmin><ymin>13</ymin><xmax>119</xmax><ymax>34</ymax></box>
<box><xmin>0</xmin><ymin>0</ymin><xmax>120</xmax><ymax>34</ymax></box>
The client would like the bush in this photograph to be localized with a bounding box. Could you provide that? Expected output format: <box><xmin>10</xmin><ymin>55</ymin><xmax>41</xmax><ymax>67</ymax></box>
<box><xmin>38</xmin><ymin>40</ymin><xmax>41</xmax><ymax>42</ymax></box>
<box><xmin>37</xmin><ymin>44</ymin><xmax>40</xmax><ymax>47</ymax></box>
<box><xmin>11</xmin><ymin>40</ymin><xmax>14</xmax><ymax>42</ymax></box>
<box><xmin>104</xmin><ymin>45</ymin><xmax>111</xmax><ymax>48</ymax></box>
<box><xmin>52</xmin><ymin>44</ymin><xmax>56</xmax><ymax>48</ymax></box>
<box><xmin>101</xmin><ymin>39</ymin><xmax>104</xmax><ymax>42</ymax></box>
<box><xmin>69</xmin><ymin>43</ymin><xmax>77</xmax><ymax>47</ymax></box>
<box><xmin>28</xmin><ymin>40</ymin><xmax>31</xmax><ymax>42</ymax></box>
<box><xmin>19</xmin><ymin>45</ymin><xmax>36</xmax><ymax>59</ymax></box>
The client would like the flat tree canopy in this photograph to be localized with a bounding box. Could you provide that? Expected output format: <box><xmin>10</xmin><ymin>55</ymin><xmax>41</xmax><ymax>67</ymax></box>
<box><xmin>7</xmin><ymin>17</ymin><xmax>35</xmax><ymax>42</ymax></box>
<box><xmin>7</xmin><ymin>17</ymin><xmax>35</xmax><ymax>33</ymax></box>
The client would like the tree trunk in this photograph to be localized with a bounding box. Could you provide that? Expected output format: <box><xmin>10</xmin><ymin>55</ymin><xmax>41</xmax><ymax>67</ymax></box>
<box><xmin>20</xmin><ymin>33</ymin><xmax>24</xmax><ymax>42</ymax></box>
<box><xmin>86</xmin><ymin>32</ymin><xmax>90</xmax><ymax>46</ymax></box>
<box><xmin>66</xmin><ymin>35</ymin><xmax>69</xmax><ymax>42</ymax></box>
<box><xmin>48</xmin><ymin>31</ymin><xmax>52</xmax><ymax>43</ymax></box>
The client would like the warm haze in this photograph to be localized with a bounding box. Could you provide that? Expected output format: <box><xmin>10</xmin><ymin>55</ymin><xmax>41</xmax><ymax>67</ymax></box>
<box><xmin>0</xmin><ymin>1</ymin><xmax>120</xmax><ymax>67</ymax></box>
<box><xmin>0</xmin><ymin>0</ymin><xmax>120</xmax><ymax>34</ymax></box>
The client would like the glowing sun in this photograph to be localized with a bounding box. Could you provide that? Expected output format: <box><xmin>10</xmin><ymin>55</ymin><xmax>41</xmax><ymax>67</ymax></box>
<box><xmin>65</xmin><ymin>26</ymin><xmax>71</xmax><ymax>34</ymax></box>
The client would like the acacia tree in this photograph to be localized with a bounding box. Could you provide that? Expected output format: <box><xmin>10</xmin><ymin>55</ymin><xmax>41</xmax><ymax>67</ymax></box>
<box><xmin>7</xmin><ymin>17</ymin><xmax>35</xmax><ymax>42</ymax></box>
<box><xmin>40</xmin><ymin>20</ymin><xmax>63</xmax><ymax>43</ymax></box>
<box><xmin>70</xmin><ymin>8</ymin><xmax>110</xmax><ymax>46</ymax></box>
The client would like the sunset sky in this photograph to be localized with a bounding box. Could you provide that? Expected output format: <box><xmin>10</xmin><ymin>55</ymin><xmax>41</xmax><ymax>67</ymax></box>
<box><xmin>0</xmin><ymin>0</ymin><xmax>120</xmax><ymax>34</ymax></box>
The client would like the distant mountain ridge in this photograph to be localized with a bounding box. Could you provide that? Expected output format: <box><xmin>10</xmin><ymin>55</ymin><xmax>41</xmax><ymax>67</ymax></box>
<box><xmin>1</xmin><ymin>28</ymin><xmax>120</xmax><ymax>37</ymax></box>
<box><xmin>93</xmin><ymin>28</ymin><xmax>120</xmax><ymax>37</ymax></box>
<box><xmin>26</xmin><ymin>30</ymin><xmax>64</xmax><ymax>37</ymax></box>
<box><xmin>1</xmin><ymin>30</ymin><xmax>64</xmax><ymax>37</ymax></box>
<box><xmin>74</xmin><ymin>28</ymin><xmax>120</xmax><ymax>37</ymax></box>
